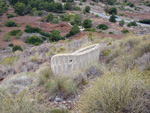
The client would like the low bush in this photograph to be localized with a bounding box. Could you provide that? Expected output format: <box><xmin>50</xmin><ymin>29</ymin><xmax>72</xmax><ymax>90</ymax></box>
<box><xmin>83</xmin><ymin>19</ymin><xmax>92</xmax><ymax>28</ymax></box>
<box><xmin>5</xmin><ymin>20</ymin><xmax>17</xmax><ymax>27</ymax></box>
<box><xmin>15</xmin><ymin>31</ymin><xmax>23</xmax><ymax>39</ymax></box>
<box><xmin>97</xmin><ymin>24</ymin><xmax>109</xmax><ymax>30</ymax></box>
<box><xmin>52</xmin><ymin>18</ymin><xmax>59</xmax><ymax>24</ymax></box>
<box><xmin>66</xmin><ymin>25</ymin><xmax>80</xmax><ymax>37</ymax></box>
<box><xmin>24</xmin><ymin>25</ymin><xmax>51</xmax><ymax>37</ymax></box>
<box><xmin>128</xmin><ymin>2</ymin><xmax>135</xmax><ymax>7</ymax></box>
<box><xmin>38</xmin><ymin>67</ymin><xmax>77</xmax><ymax>96</ymax></box>
<box><xmin>78</xmin><ymin>70</ymin><xmax>150</xmax><ymax>113</ymax></box>
<box><xmin>8</xmin><ymin>29</ymin><xmax>22</xmax><ymax>36</ymax></box>
<box><xmin>118</xmin><ymin>13</ymin><xmax>124</xmax><ymax>16</ymax></box>
<box><xmin>109</xmin><ymin>31</ymin><xmax>114</xmax><ymax>34</ymax></box>
<box><xmin>8</xmin><ymin>43</ymin><xmax>13</xmax><ymax>47</ymax></box>
<box><xmin>119</xmin><ymin>20</ymin><xmax>125</xmax><ymax>26</ymax></box>
<box><xmin>73</xmin><ymin>6</ymin><xmax>81</xmax><ymax>11</ymax></box>
<box><xmin>121</xmin><ymin>29</ymin><xmax>129</xmax><ymax>34</ymax></box>
<box><xmin>25</xmin><ymin>36</ymin><xmax>43</xmax><ymax>45</ymax></box>
<box><xmin>109</xmin><ymin>15</ymin><xmax>116</xmax><ymax>23</ymax></box>
<box><xmin>46</xmin><ymin>13</ymin><xmax>54</xmax><ymax>22</ymax></box>
<box><xmin>7</xmin><ymin>13</ymin><xmax>15</xmax><ymax>18</ymax></box>
<box><xmin>12</xmin><ymin>45</ymin><xmax>23</xmax><ymax>52</ymax></box>
<box><xmin>61</xmin><ymin>14</ymin><xmax>72</xmax><ymax>21</ymax></box>
<box><xmin>84</xmin><ymin>28</ymin><xmax>96</xmax><ymax>32</ymax></box>
<box><xmin>139</xmin><ymin>19</ymin><xmax>150</xmax><ymax>24</ymax></box>
<box><xmin>0</xmin><ymin>56</ymin><xmax>18</xmax><ymax>65</ymax></box>
<box><xmin>144</xmin><ymin>1</ymin><xmax>150</xmax><ymax>7</ymax></box>
<box><xmin>108</xmin><ymin>7</ymin><xmax>117</xmax><ymax>15</ymax></box>
<box><xmin>3</xmin><ymin>34</ymin><xmax>11</xmax><ymax>42</ymax></box>
<box><xmin>127</xmin><ymin>21</ymin><xmax>137</xmax><ymax>27</ymax></box>
<box><xmin>85</xmin><ymin>6</ymin><xmax>90</xmax><ymax>13</ymax></box>
<box><xmin>49</xmin><ymin>29</ymin><xmax>65</xmax><ymax>42</ymax></box>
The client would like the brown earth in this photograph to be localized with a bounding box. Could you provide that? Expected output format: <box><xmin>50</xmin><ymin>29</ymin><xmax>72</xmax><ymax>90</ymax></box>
<box><xmin>0</xmin><ymin>13</ymin><xmax>71</xmax><ymax>47</ymax></box>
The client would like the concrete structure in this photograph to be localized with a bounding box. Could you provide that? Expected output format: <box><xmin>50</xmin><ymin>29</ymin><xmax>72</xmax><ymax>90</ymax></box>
<box><xmin>51</xmin><ymin>44</ymin><xmax>100</xmax><ymax>75</ymax></box>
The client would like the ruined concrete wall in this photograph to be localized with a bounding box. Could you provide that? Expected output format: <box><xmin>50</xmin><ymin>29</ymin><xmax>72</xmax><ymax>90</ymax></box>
<box><xmin>51</xmin><ymin>44</ymin><xmax>100</xmax><ymax>75</ymax></box>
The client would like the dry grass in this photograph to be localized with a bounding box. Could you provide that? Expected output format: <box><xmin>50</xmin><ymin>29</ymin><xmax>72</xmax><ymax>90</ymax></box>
<box><xmin>38</xmin><ymin>67</ymin><xmax>77</xmax><ymax>96</ymax></box>
<box><xmin>0</xmin><ymin>90</ymin><xmax>53</xmax><ymax>113</ymax></box>
<box><xmin>78</xmin><ymin>70</ymin><xmax>150</xmax><ymax>113</ymax></box>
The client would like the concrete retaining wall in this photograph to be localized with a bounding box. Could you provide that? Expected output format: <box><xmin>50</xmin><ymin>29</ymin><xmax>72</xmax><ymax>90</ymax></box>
<box><xmin>51</xmin><ymin>44</ymin><xmax>100</xmax><ymax>75</ymax></box>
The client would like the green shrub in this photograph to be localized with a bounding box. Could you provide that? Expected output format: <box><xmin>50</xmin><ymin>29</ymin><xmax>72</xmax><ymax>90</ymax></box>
<box><xmin>118</xmin><ymin>13</ymin><xmax>124</xmax><ymax>16</ymax></box>
<box><xmin>128</xmin><ymin>2</ymin><xmax>134</xmax><ymax>7</ymax></box>
<box><xmin>5</xmin><ymin>20</ymin><xmax>17</xmax><ymax>27</ymax></box>
<box><xmin>64</xmin><ymin>2</ymin><xmax>72</xmax><ymax>10</ymax></box>
<box><xmin>70</xmin><ymin>21</ymin><xmax>76</xmax><ymax>25</ymax></box>
<box><xmin>52</xmin><ymin>18</ymin><xmax>59</xmax><ymax>23</ymax></box>
<box><xmin>144</xmin><ymin>1</ymin><xmax>150</xmax><ymax>7</ymax></box>
<box><xmin>85</xmin><ymin>6</ymin><xmax>90</xmax><ymax>13</ymax></box>
<box><xmin>24</xmin><ymin>25</ymin><xmax>51</xmax><ymax>37</ymax></box>
<box><xmin>97</xmin><ymin>24</ymin><xmax>109</xmax><ymax>30</ymax></box>
<box><xmin>109</xmin><ymin>15</ymin><xmax>116</xmax><ymax>23</ymax></box>
<box><xmin>84</xmin><ymin>28</ymin><xmax>96</xmax><ymax>32</ymax></box>
<box><xmin>78</xmin><ymin>70</ymin><xmax>150</xmax><ymax>113</ymax></box>
<box><xmin>0</xmin><ymin>1</ymin><xmax>8</xmax><ymax>16</ymax></box>
<box><xmin>90</xmin><ymin>2</ymin><xmax>94</xmax><ymax>5</ymax></box>
<box><xmin>109</xmin><ymin>31</ymin><xmax>114</xmax><ymax>34</ymax></box>
<box><xmin>8</xmin><ymin>29</ymin><xmax>22</xmax><ymax>36</ymax></box>
<box><xmin>83</xmin><ymin>19</ymin><xmax>92</xmax><ymax>28</ymax></box>
<box><xmin>62</xmin><ymin>0</ymin><xmax>66</xmax><ymax>2</ymax></box>
<box><xmin>74</xmin><ymin>14</ymin><xmax>82</xmax><ymax>25</ymax></box>
<box><xmin>121</xmin><ymin>29</ymin><xmax>129</xmax><ymax>34</ymax></box>
<box><xmin>15</xmin><ymin>30</ymin><xmax>23</xmax><ymax>39</ymax></box>
<box><xmin>139</xmin><ymin>19</ymin><xmax>150</xmax><ymax>24</ymax></box>
<box><xmin>61</xmin><ymin>14</ymin><xmax>71</xmax><ymax>21</ymax></box>
<box><xmin>66</xmin><ymin>24</ymin><xmax>80</xmax><ymax>37</ymax></box>
<box><xmin>12</xmin><ymin>45</ymin><xmax>23</xmax><ymax>52</ymax></box>
<box><xmin>14</xmin><ymin>2</ymin><xmax>26</xmax><ymax>16</ymax></box>
<box><xmin>46</xmin><ymin>13</ymin><xmax>54</xmax><ymax>22</ymax></box>
<box><xmin>7</xmin><ymin>13</ymin><xmax>15</xmax><ymax>18</ymax></box>
<box><xmin>108</xmin><ymin>7</ymin><xmax>117</xmax><ymax>15</ymax></box>
<box><xmin>73</xmin><ymin>6</ymin><xmax>81</xmax><ymax>11</ymax></box>
<box><xmin>119</xmin><ymin>20</ymin><xmax>125</xmax><ymax>26</ymax></box>
<box><xmin>25</xmin><ymin>36</ymin><xmax>43</xmax><ymax>45</ymax></box>
<box><xmin>8</xmin><ymin>43</ymin><xmax>13</xmax><ymax>47</ymax></box>
<box><xmin>79</xmin><ymin>2</ymin><xmax>83</xmax><ymax>5</ymax></box>
<box><xmin>127</xmin><ymin>21</ymin><xmax>137</xmax><ymax>27</ymax></box>
<box><xmin>49</xmin><ymin>29</ymin><xmax>65</xmax><ymax>42</ymax></box>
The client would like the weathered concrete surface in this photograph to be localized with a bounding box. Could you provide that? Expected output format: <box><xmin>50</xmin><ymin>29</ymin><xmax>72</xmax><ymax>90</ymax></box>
<box><xmin>51</xmin><ymin>44</ymin><xmax>100</xmax><ymax>75</ymax></box>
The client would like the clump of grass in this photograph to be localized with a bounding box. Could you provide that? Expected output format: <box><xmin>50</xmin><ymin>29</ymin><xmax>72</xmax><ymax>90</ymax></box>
<box><xmin>38</xmin><ymin>67</ymin><xmax>77</xmax><ymax>96</ymax></box>
<box><xmin>136</xmin><ymin>41</ymin><xmax>150</xmax><ymax>58</ymax></box>
<box><xmin>59</xmin><ymin>46</ymin><xmax>65</xmax><ymax>52</ymax></box>
<box><xmin>0</xmin><ymin>56</ymin><xmax>18</xmax><ymax>65</ymax></box>
<box><xmin>0</xmin><ymin>90</ymin><xmax>53</xmax><ymax>113</ymax></box>
<box><xmin>78</xmin><ymin>70</ymin><xmax>150</xmax><ymax>113</ymax></box>
<box><xmin>3</xmin><ymin>34</ymin><xmax>11</xmax><ymax>42</ymax></box>
<box><xmin>45</xmin><ymin>46</ymin><xmax>57</xmax><ymax>56</ymax></box>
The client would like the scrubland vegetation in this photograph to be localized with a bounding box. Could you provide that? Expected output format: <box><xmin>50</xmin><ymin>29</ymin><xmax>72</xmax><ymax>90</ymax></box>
<box><xmin>0</xmin><ymin>34</ymin><xmax>150</xmax><ymax>112</ymax></box>
<box><xmin>0</xmin><ymin>0</ymin><xmax>150</xmax><ymax>112</ymax></box>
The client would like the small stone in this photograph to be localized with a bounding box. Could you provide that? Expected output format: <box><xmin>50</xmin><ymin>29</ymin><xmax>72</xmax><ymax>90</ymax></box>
<box><xmin>55</xmin><ymin>97</ymin><xmax>63</xmax><ymax>102</ymax></box>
